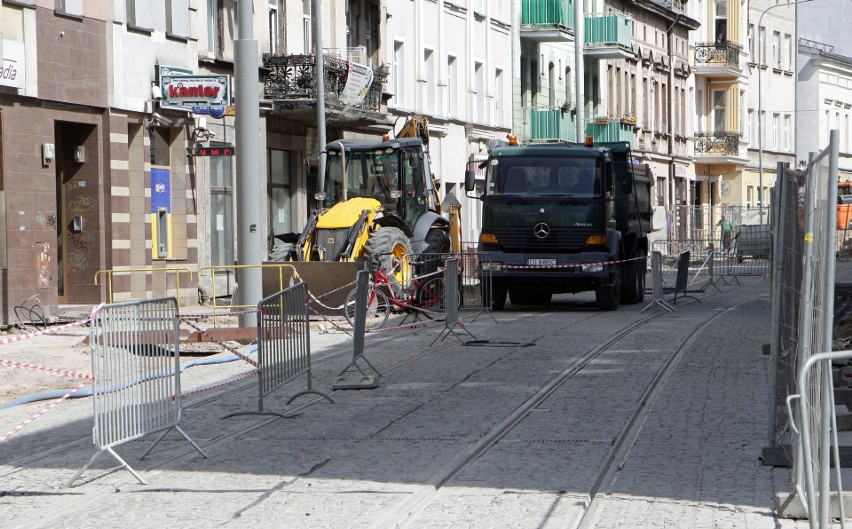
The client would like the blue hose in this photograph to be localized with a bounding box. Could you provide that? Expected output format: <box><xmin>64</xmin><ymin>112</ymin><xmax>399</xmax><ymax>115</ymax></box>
<box><xmin>0</xmin><ymin>344</ymin><xmax>258</xmax><ymax>411</ymax></box>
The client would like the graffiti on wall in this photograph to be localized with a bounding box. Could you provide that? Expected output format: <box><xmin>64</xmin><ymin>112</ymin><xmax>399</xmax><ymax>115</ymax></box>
<box><xmin>35</xmin><ymin>242</ymin><xmax>51</xmax><ymax>289</ymax></box>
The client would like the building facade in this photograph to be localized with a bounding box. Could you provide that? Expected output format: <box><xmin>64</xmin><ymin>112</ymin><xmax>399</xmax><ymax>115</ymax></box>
<box><xmin>796</xmin><ymin>0</ymin><xmax>852</xmax><ymax>181</ymax></box>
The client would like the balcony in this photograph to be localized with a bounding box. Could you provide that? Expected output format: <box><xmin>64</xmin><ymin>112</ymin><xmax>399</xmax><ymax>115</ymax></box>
<box><xmin>262</xmin><ymin>54</ymin><xmax>390</xmax><ymax>127</ymax></box>
<box><xmin>693</xmin><ymin>41</ymin><xmax>744</xmax><ymax>79</ymax></box>
<box><xmin>693</xmin><ymin>131</ymin><xmax>748</xmax><ymax>164</ymax></box>
<box><xmin>585</xmin><ymin>118</ymin><xmax>635</xmax><ymax>146</ymax></box>
<box><xmin>520</xmin><ymin>0</ymin><xmax>575</xmax><ymax>42</ymax></box>
<box><xmin>524</xmin><ymin>107</ymin><xmax>578</xmax><ymax>143</ymax></box>
<box><xmin>584</xmin><ymin>14</ymin><xmax>633</xmax><ymax>60</ymax></box>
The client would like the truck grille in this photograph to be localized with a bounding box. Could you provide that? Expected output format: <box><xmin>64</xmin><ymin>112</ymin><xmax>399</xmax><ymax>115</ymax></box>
<box><xmin>490</xmin><ymin>227</ymin><xmax>598</xmax><ymax>252</ymax></box>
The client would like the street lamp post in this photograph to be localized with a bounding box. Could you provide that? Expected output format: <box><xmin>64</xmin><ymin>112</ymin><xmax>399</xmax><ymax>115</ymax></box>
<box><xmin>757</xmin><ymin>0</ymin><xmax>813</xmax><ymax>222</ymax></box>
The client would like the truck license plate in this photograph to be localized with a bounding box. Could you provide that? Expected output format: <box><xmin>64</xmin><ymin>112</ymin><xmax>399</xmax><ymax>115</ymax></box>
<box><xmin>527</xmin><ymin>258</ymin><xmax>556</xmax><ymax>266</ymax></box>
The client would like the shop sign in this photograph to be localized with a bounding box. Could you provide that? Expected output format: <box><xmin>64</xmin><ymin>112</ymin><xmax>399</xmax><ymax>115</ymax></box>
<box><xmin>158</xmin><ymin>65</ymin><xmax>230</xmax><ymax>111</ymax></box>
<box><xmin>0</xmin><ymin>39</ymin><xmax>25</xmax><ymax>89</ymax></box>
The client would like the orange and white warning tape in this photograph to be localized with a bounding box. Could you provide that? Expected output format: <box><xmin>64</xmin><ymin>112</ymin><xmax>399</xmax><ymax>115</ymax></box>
<box><xmin>502</xmin><ymin>255</ymin><xmax>646</xmax><ymax>270</ymax></box>
<box><xmin>1</xmin><ymin>382</ymin><xmax>90</xmax><ymax>442</ymax></box>
<box><xmin>0</xmin><ymin>317</ymin><xmax>93</xmax><ymax>347</ymax></box>
<box><xmin>0</xmin><ymin>358</ymin><xmax>95</xmax><ymax>381</ymax></box>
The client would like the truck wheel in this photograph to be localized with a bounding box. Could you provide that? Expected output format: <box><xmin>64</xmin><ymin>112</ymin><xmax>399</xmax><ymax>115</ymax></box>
<box><xmin>621</xmin><ymin>248</ymin><xmax>645</xmax><ymax>305</ymax></box>
<box><xmin>595</xmin><ymin>264</ymin><xmax>622</xmax><ymax>311</ymax></box>
<box><xmin>509</xmin><ymin>288</ymin><xmax>529</xmax><ymax>305</ymax></box>
<box><xmin>365</xmin><ymin>227</ymin><xmax>412</xmax><ymax>296</ymax></box>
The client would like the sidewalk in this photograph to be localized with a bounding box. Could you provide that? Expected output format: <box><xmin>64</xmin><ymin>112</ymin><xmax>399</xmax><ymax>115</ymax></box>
<box><xmin>0</xmin><ymin>278</ymin><xmax>806</xmax><ymax>528</ymax></box>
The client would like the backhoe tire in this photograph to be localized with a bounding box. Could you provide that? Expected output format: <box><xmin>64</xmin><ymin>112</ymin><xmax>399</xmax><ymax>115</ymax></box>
<box><xmin>365</xmin><ymin>227</ymin><xmax>412</xmax><ymax>296</ymax></box>
<box><xmin>418</xmin><ymin>228</ymin><xmax>452</xmax><ymax>278</ymax></box>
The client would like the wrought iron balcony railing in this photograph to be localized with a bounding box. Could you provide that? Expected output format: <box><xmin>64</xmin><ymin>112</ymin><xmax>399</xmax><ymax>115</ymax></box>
<box><xmin>694</xmin><ymin>131</ymin><xmax>740</xmax><ymax>156</ymax></box>
<box><xmin>262</xmin><ymin>54</ymin><xmax>387</xmax><ymax>111</ymax></box>
<box><xmin>693</xmin><ymin>41</ymin><xmax>742</xmax><ymax>69</ymax></box>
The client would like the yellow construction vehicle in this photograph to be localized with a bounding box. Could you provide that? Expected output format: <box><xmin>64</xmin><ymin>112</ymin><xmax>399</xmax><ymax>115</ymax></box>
<box><xmin>271</xmin><ymin>117</ymin><xmax>461</xmax><ymax>299</ymax></box>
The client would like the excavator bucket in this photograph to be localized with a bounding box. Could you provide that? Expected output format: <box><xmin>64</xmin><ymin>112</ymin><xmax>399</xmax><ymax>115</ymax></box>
<box><xmin>262</xmin><ymin>261</ymin><xmax>362</xmax><ymax>316</ymax></box>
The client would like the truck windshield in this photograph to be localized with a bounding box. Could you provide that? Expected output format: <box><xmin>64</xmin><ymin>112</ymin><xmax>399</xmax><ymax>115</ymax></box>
<box><xmin>326</xmin><ymin>149</ymin><xmax>401</xmax><ymax>210</ymax></box>
<box><xmin>488</xmin><ymin>157</ymin><xmax>602</xmax><ymax>198</ymax></box>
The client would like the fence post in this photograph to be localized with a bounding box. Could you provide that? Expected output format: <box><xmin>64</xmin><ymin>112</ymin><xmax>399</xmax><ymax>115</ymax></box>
<box><xmin>641</xmin><ymin>251</ymin><xmax>675</xmax><ymax>313</ymax></box>
<box><xmin>431</xmin><ymin>258</ymin><xmax>476</xmax><ymax>345</ymax></box>
<box><xmin>333</xmin><ymin>269</ymin><xmax>381</xmax><ymax>389</ymax></box>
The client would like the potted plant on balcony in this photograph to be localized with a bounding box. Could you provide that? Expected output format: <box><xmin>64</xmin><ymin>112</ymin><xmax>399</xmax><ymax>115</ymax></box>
<box><xmin>594</xmin><ymin>115</ymin><xmax>610</xmax><ymax>125</ymax></box>
<box><xmin>620</xmin><ymin>114</ymin><xmax>637</xmax><ymax>126</ymax></box>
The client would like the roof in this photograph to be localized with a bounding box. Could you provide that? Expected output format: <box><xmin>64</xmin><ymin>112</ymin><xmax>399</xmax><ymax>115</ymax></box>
<box><xmin>325</xmin><ymin>137</ymin><xmax>424</xmax><ymax>152</ymax></box>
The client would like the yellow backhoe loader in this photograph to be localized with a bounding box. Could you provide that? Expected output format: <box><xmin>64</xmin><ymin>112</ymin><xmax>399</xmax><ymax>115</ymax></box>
<box><xmin>269</xmin><ymin>118</ymin><xmax>461</xmax><ymax>307</ymax></box>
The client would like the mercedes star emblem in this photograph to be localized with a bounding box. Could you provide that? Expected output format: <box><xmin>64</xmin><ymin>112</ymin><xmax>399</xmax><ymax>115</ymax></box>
<box><xmin>533</xmin><ymin>222</ymin><xmax>550</xmax><ymax>239</ymax></box>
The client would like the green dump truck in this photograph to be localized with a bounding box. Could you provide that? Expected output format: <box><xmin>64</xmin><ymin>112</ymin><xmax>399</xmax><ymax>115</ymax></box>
<box><xmin>465</xmin><ymin>140</ymin><xmax>652</xmax><ymax>311</ymax></box>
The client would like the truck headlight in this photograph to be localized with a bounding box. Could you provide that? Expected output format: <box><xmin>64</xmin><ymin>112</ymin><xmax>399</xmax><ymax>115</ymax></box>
<box><xmin>481</xmin><ymin>262</ymin><xmax>503</xmax><ymax>272</ymax></box>
<box><xmin>581</xmin><ymin>263</ymin><xmax>603</xmax><ymax>273</ymax></box>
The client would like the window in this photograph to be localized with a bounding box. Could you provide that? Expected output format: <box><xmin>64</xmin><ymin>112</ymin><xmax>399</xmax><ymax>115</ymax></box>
<box><xmin>696</xmin><ymin>87</ymin><xmax>705</xmax><ymax>132</ymax></box>
<box><xmin>784</xmin><ymin>34</ymin><xmax>792</xmax><ymax>71</ymax></box>
<box><xmin>748</xmin><ymin>109</ymin><xmax>754</xmax><ymax>142</ymax></box>
<box><xmin>166</xmin><ymin>0</ymin><xmax>189</xmax><ymax>36</ymax></box>
<box><xmin>565</xmin><ymin>67</ymin><xmax>573</xmax><ymax>107</ymax></box>
<box><xmin>475</xmin><ymin>61</ymin><xmax>485</xmax><ymax>123</ymax></box>
<box><xmin>268</xmin><ymin>150</ymin><xmax>292</xmax><ymax>238</ymax></box>
<box><xmin>747</xmin><ymin>186</ymin><xmax>754</xmax><ymax>208</ymax></box>
<box><xmin>495</xmin><ymin>68</ymin><xmax>504</xmax><ymax>125</ymax></box>
<box><xmin>772</xmin><ymin>31</ymin><xmax>780</xmax><ymax>68</ymax></box>
<box><xmin>783</xmin><ymin>114</ymin><xmax>791</xmax><ymax>151</ymax></box>
<box><xmin>424</xmin><ymin>49</ymin><xmax>435</xmax><ymax>113</ymax></box>
<box><xmin>748</xmin><ymin>24</ymin><xmax>755</xmax><ymax>60</ymax></box>
<box><xmin>712</xmin><ymin>89</ymin><xmax>726</xmax><ymax>133</ymax></box>
<box><xmin>393</xmin><ymin>41</ymin><xmax>405</xmax><ymax>108</ymax></box>
<box><xmin>759</xmin><ymin>27</ymin><xmax>766</xmax><ymax>65</ymax></box>
<box><xmin>772</xmin><ymin>113</ymin><xmax>780</xmax><ymax>149</ymax></box>
<box><xmin>210</xmin><ymin>155</ymin><xmax>234</xmax><ymax>267</ymax></box>
<box><xmin>207</xmin><ymin>0</ymin><xmax>219</xmax><ymax>54</ymax></box>
<box><xmin>127</xmin><ymin>0</ymin><xmax>152</xmax><ymax>28</ymax></box>
<box><xmin>447</xmin><ymin>56</ymin><xmax>458</xmax><ymax>117</ymax></box>
<box><xmin>714</xmin><ymin>0</ymin><xmax>727</xmax><ymax>43</ymax></box>
<box><xmin>303</xmin><ymin>0</ymin><xmax>312</xmax><ymax>53</ymax></box>
<box><xmin>740</xmin><ymin>90</ymin><xmax>746</xmax><ymax>136</ymax></box>
<box><xmin>269</xmin><ymin>2</ymin><xmax>279</xmax><ymax>54</ymax></box>
<box><xmin>56</xmin><ymin>0</ymin><xmax>82</xmax><ymax>16</ymax></box>
<box><xmin>549</xmin><ymin>62</ymin><xmax>556</xmax><ymax>108</ymax></box>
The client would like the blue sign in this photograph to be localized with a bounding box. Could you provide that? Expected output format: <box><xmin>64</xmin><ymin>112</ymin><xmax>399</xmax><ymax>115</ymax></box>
<box><xmin>151</xmin><ymin>168</ymin><xmax>171</xmax><ymax>213</ymax></box>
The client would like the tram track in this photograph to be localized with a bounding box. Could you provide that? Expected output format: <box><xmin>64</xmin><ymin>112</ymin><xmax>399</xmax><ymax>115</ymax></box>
<box><xmin>369</xmin><ymin>292</ymin><xmax>762</xmax><ymax>529</ymax></box>
<box><xmin>2</xmin><ymin>281</ymin><xmax>761</xmax><ymax>529</ymax></box>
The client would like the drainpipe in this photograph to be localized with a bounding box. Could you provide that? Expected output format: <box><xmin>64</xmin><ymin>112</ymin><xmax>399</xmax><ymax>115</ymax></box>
<box><xmin>574</xmin><ymin>0</ymin><xmax>585</xmax><ymax>141</ymax></box>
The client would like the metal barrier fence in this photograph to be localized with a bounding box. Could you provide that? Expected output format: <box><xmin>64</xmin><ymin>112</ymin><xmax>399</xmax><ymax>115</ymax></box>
<box><xmin>400</xmin><ymin>251</ymin><xmax>495</xmax><ymax>320</ymax></box>
<box><xmin>651</xmin><ymin>234</ymin><xmax>770</xmax><ymax>291</ymax></box>
<box><xmin>68</xmin><ymin>297</ymin><xmax>207</xmax><ymax>486</ymax></box>
<box><xmin>431</xmin><ymin>258</ymin><xmax>476</xmax><ymax>345</ymax></box>
<box><xmin>224</xmin><ymin>282</ymin><xmax>332</xmax><ymax>418</ymax></box>
<box><xmin>94</xmin><ymin>267</ymin><xmax>194</xmax><ymax>312</ymax></box>
<box><xmin>198</xmin><ymin>264</ymin><xmax>297</xmax><ymax>325</ymax></box>
<box><xmin>775</xmin><ymin>130</ymin><xmax>842</xmax><ymax>526</ymax></box>
<box><xmin>641</xmin><ymin>251</ymin><xmax>674</xmax><ymax>313</ymax></box>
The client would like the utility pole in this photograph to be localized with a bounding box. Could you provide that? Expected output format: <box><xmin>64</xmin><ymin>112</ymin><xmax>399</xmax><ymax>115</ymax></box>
<box><xmin>313</xmin><ymin>0</ymin><xmax>327</xmax><ymax>203</ymax></box>
<box><xmin>234</xmin><ymin>0</ymin><xmax>262</xmax><ymax>326</ymax></box>
<box><xmin>574</xmin><ymin>0</ymin><xmax>585</xmax><ymax>141</ymax></box>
